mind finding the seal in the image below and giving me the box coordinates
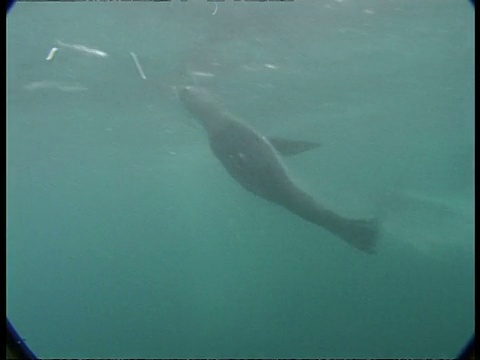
[178,85,379,253]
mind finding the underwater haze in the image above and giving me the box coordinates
[6,0,474,358]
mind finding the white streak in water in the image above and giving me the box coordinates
[130,52,147,80]
[23,80,88,92]
[56,40,109,58]
[189,71,215,78]
[46,47,58,61]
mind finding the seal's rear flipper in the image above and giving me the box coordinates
[267,137,321,156]
[334,217,380,254]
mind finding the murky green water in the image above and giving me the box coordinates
[7,1,474,358]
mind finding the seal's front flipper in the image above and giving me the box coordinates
[267,137,321,156]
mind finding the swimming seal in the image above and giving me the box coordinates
[178,85,379,253]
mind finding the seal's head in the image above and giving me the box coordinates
[178,85,217,110]
[177,85,227,133]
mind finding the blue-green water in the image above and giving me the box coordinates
[7,1,474,358]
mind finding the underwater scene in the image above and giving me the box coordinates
[6,0,474,358]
